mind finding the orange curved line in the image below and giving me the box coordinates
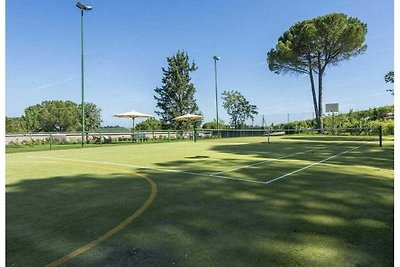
[43,162,157,267]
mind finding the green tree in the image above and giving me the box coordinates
[24,101,80,132]
[384,71,394,95]
[135,118,162,130]
[154,50,200,129]
[222,90,258,129]
[6,117,28,133]
[80,102,102,131]
[267,13,367,131]
[202,119,229,129]
[23,100,101,132]
[24,104,43,132]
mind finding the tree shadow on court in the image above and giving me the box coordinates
[6,154,393,266]
[206,138,393,170]
[6,173,153,266]
[127,166,393,266]
[279,135,378,142]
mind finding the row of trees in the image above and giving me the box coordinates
[272,105,394,134]
[6,101,102,133]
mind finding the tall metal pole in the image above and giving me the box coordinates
[80,9,85,147]
[213,56,221,137]
[214,58,219,137]
[76,2,92,146]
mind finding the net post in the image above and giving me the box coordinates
[100,131,102,146]
[379,126,383,147]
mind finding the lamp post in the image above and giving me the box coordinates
[213,56,221,137]
[76,2,92,147]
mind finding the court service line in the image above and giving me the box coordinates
[265,143,368,185]
[211,145,327,176]
[38,157,266,185]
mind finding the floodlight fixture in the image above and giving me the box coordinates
[213,56,221,60]
[76,2,92,11]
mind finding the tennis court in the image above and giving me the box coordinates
[6,135,394,266]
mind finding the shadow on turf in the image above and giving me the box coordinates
[6,173,153,266]
[206,138,393,169]
[132,167,393,266]
[185,155,210,159]
[7,158,394,266]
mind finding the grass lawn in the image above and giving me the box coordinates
[6,135,394,266]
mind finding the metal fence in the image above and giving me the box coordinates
[6,126,382,148]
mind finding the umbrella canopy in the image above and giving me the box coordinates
[113,110,153,119]
[174,114,203,142]
[173,114,203,122]
[112,110,153,131]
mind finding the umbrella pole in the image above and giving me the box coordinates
[132,118,135,143]
[193,122,197,142]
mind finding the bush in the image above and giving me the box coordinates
[371,120,394,135]
[21,140,34,146]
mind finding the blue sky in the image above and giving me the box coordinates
[6,0,394,127]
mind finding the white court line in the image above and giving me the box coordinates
[265,143,369,185]
[38,157,266,185]
[211,145,327,176]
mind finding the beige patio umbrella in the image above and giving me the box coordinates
[173,114,203,122]
[174,114,203,142]
[113,110,153,131]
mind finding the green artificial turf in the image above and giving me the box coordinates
[6,135,394,266]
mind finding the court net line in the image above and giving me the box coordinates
[264,143,369,185]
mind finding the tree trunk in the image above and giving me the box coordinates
[308,68,319,130]
[317,71,324,132]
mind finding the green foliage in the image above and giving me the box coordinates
[267,13,367,75]
[12,100,102,133]
[222,90,258,129]
[154,50,201,130]
[6,117,28,133]
[267,13,367,129]
[135,118,162,130]
[384,71,394,95]
[100,125,130,133]
[24,101,80,132]
[202,119,229,129]
[273,105,394,135]
[79,102,102,131]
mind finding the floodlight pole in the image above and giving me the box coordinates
[80,9,85,147]
[76,2,92,147]
[213,56,220,137]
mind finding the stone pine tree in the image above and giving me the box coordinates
[154,50,200,129]
[267,13,367,131]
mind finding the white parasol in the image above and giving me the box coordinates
[113,110,153,130]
